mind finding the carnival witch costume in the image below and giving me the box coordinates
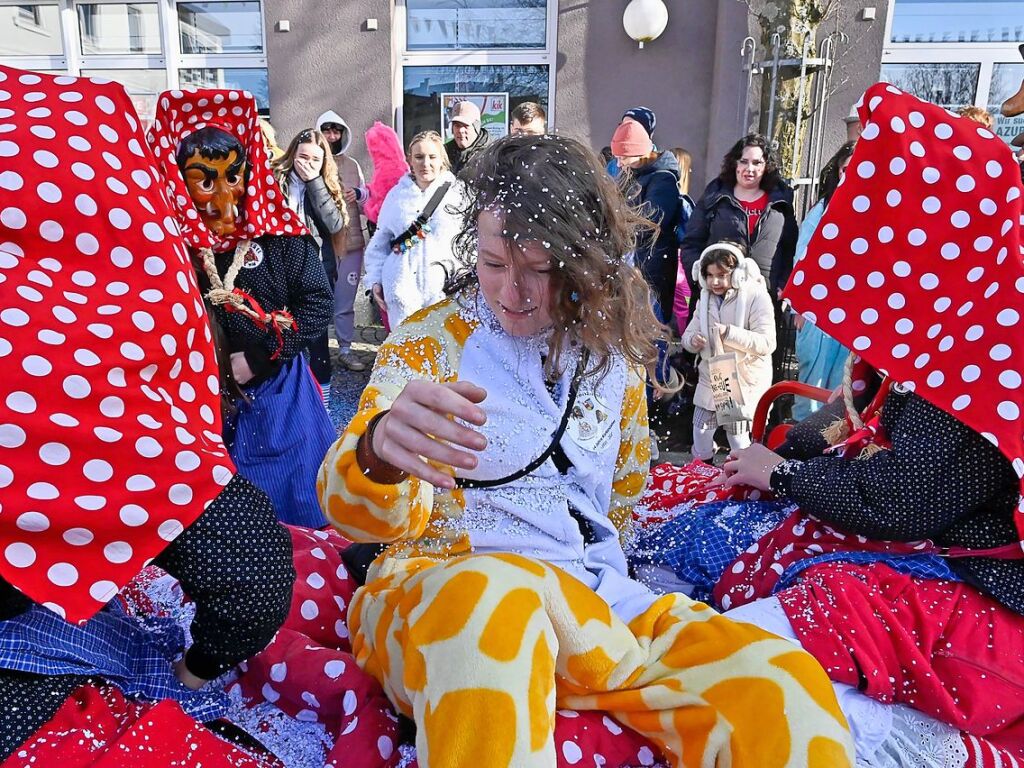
[147,89,334,528]
[0,69,293,757]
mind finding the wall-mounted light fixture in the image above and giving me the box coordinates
[623,0,669,49]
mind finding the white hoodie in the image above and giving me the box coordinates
[361,171,468,328]
[316,109,367,250]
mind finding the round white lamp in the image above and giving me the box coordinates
[623,0,669,49]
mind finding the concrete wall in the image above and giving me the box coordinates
[263,0,393,173]
[554,0,749,193]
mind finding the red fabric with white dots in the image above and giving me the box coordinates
[0,67,235,623]
[146,88,305,253]
[786,82,1024,546]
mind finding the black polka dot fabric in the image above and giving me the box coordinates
[200,234,332,383]
[0,670,83,760]
[771,388,1024,613]
[154,474,295,680]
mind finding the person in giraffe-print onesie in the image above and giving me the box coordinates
[317,134,854,768]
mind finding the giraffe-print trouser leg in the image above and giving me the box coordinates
[349,554,854,768]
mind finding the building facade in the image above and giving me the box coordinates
[1,2,1016,191]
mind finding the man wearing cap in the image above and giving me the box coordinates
[444,99,490,174]
[843,104,862,142]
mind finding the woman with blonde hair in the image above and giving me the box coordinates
[362,129,466,329]
[274,128,351,387]
[319,133,853,768]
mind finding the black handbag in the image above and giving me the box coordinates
[388,181,451,254]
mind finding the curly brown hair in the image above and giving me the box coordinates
[446,133,666,382]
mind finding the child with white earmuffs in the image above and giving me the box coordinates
[681,240,776,462]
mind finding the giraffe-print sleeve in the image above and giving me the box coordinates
[608,367,651,538]
[317,300,471,543]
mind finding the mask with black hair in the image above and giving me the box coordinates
[176,126,248,238]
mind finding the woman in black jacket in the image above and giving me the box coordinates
[681,134,798,300]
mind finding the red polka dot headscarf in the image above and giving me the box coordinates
[787,82,1024,546]
[146,88,305,253]
[0,67,236,622]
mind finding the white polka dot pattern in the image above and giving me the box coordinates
[0,66,235,623]
[145,87,306,251]
[784,81,1024,548]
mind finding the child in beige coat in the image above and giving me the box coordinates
[681,241,776,462]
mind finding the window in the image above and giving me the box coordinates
[0,1,270,119]
[403,64,548,146]
[882,1,1023,144]
[77,3,161,55]
[180,66,268,108]
[396,0,555,142]
[178,1,262,54]
[406,0,546,50]
[988,63,1024,143]
[890,0,1024,44]
[879,62,980,109]
[0,3,62,56]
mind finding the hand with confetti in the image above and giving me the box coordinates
[371,380,488,489]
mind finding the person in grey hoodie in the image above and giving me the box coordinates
[317,109,371,372]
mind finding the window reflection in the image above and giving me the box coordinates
[78,3,161,55]
[890,0,1024,44]
[988,63,1024,145]
[0,4,62,56]
[406,0,546,50]
[81,68,166,121]
[403,64,548,146]
[178,2,263,54]
[880,62,980,109]
[180,67,269,109]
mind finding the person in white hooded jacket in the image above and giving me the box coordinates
[317,109,370,371]
[681,241,776,461]
[362,130,468,329]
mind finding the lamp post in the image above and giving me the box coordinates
[622,0,669,49]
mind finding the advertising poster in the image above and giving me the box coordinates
[441,92,509,141]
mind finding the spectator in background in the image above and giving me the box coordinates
[681,134,797,304]
[273,128,351,391]
[791,141,856,421]
[607,106,658,177]
[610,120,681,332]
[317,109,371,372]
[259,117,283,160]
[363,130,467,328]
[669,147,695,333]
[957,104,995,128]
[444,100,490,174]
[843,105,862,142]
[510,101,547,135]
[680,134,797,382]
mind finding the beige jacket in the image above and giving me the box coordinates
[681,258,776,419]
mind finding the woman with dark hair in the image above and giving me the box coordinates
[792,141,857,420]
[317,133,853,768]
[680,134,798,299]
